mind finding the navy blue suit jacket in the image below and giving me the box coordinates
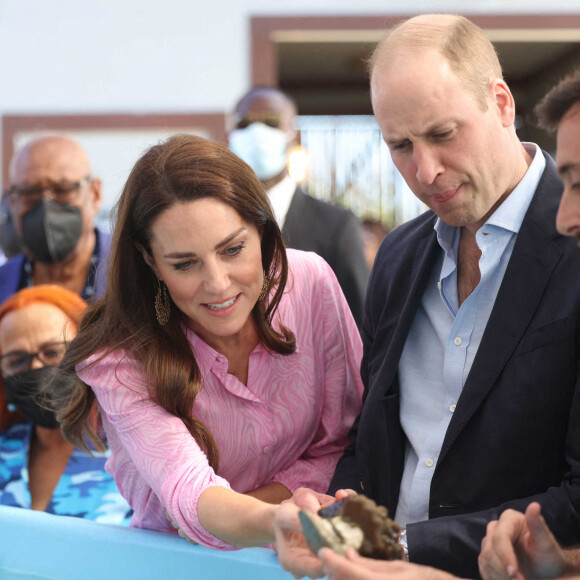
[329,153,580,578]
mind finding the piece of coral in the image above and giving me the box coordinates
[299,495,402,560]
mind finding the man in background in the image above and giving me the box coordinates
[229,86,369,328]
[0,135,109,302]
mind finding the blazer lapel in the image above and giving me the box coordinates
[440,157,564,458]
[281,186,303,246]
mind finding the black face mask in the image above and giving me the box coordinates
[3,367,66,429]
[21,198,83,263]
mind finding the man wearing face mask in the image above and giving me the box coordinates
[229,86,369,328]
[0,135,109,303]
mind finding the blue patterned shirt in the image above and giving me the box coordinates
[0,421,132,524]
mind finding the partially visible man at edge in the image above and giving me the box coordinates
[229,86,369,328]
[0,135,108,302]
[273,14,580,580]
[477,68,580,580]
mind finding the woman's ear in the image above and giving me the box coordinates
[135,243,160,278]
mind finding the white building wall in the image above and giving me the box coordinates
[1,0,579,117]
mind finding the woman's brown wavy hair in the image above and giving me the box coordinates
[58,134,295,469]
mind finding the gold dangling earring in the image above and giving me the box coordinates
[155,279,171,326]
[258,270,268,302]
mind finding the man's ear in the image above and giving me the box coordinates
[89,177,103,213]
[490,78,516,128]
[136,242,160,278]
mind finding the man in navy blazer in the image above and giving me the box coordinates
[273,15,580,580]
[229,86,368,328]
[0,135,109,303]
[327,14,580,578]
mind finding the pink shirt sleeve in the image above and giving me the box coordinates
[78,355,236,550]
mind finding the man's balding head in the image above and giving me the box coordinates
[8,134,102,262]
[10,135,93,185]
[370,14,502,111]
[368,14,525,232]
[232,86,298,131]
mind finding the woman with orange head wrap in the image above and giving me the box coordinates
[0,285,131,523]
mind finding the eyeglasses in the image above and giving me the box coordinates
[235,114,283,130]
[0,342,67,376]
[7,176,92,208]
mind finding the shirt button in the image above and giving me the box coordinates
[453,337,462,346]
[437,281,441,290]
[425,458,434,468]
[263,446,271,454]
[449,404,456,412]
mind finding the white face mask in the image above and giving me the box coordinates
[229,122,289,181]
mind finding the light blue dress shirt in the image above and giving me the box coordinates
[395,144,545,527]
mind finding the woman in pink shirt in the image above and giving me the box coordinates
[57,134,363,550]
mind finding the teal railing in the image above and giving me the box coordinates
[0,505,314,580]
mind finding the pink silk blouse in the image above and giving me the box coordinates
[78,249,364,549]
